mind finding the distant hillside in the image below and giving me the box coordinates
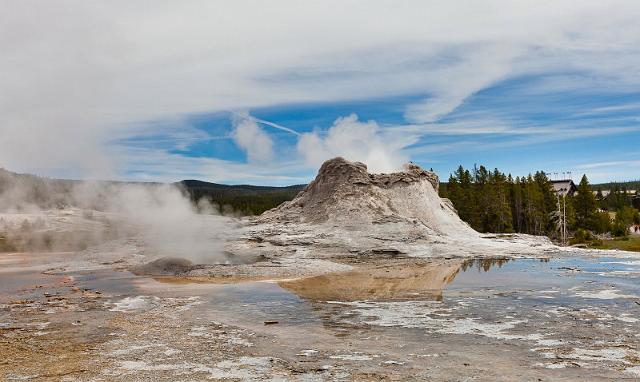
[177,180,305,215]
[593,180,640,191]
[0,168,77,210]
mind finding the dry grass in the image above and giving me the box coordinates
[592,235,640,252]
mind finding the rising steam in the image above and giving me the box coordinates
[0,169,234,264]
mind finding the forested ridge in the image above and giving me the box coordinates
[178,180,304,215]
[593,180,640,191]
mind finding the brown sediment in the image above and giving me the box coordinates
[0,328,99,381]
[0,254,113,381]
[0,291,110,381]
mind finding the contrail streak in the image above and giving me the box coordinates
[231,112,300,136]
[253,117,301,136]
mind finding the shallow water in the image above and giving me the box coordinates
[66,254,640,329]
[3,252,640,379]
[64,255,640,304]
[0,252,73,301]
[450,256,640,303]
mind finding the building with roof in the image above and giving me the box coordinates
[551,179,577,197]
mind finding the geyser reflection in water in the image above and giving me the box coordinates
[278,260,464,302]
[279,257,549,302]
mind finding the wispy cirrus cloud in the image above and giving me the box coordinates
[576,160,640,170]
[1,1,640,182]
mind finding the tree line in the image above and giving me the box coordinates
[440,165,640,241]
[184,187,301,216]
[178,180,305,216]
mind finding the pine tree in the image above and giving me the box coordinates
[510,176,524,232]
[456,166,476,228]
[523,175,546,235]
[574,175,598,230]
[486,168,513,232]
[592,211,612,234]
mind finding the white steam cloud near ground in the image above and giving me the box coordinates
[76,183,230,264]
[0,171,233,264]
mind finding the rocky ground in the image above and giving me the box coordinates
[2,251,640,381]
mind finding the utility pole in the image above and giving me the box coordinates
[563,194,567,245]
[557,193,560,242]
[557,192,564,245]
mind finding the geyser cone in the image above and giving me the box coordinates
[259,157,477,237]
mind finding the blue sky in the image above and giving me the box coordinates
[115,73,640,185]
[1,1,639,185]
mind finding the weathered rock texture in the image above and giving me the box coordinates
[259,157,474,237]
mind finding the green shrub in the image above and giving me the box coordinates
[590,239,604,247]
[570,228,592,244]
[612,222,629,237]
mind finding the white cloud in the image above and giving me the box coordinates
[568,158,640,183]
[576,160,640,170]
[1,1,640,180]
[297,114,417,173]
[232,116,274,163]
[404,44,522,123]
